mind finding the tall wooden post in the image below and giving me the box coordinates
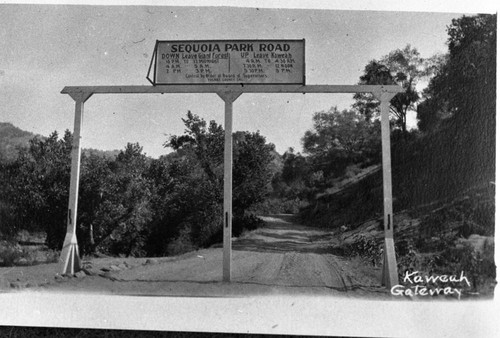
[60,92,92,275]
[376,91,399,289]
[217,91,241,282]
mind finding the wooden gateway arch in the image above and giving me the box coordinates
[59,40,404,289]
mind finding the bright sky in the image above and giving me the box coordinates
[0,2,492,157]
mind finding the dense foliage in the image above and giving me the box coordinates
[302,107,382,177]
[1,131,72,248]
[300,13,496,228]
[298,13,496,292]
[0,112,275,257]
[396,13,496,206]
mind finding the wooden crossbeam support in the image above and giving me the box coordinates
[62,84,403,95]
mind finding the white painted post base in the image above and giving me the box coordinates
[60,236,81,275]
[381,237,398,288]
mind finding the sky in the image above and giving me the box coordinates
[0,2,493,158]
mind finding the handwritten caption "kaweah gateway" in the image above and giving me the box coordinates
[391,271,471,299]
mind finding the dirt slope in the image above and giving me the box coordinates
[2,215,387,298]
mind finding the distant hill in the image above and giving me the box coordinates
[0,122,121,163]
[0,122,40,163]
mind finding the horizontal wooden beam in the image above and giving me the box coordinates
[61,84,404,96]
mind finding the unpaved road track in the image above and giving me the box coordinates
[3,215,387,297]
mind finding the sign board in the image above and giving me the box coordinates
[148,40,305,85]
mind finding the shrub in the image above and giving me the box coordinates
[206,213,265,245]
[0,239,61,267]
[166,226,196,256]
[43,249,60,264]
[334,234,382,266]
[232,214,265,237]
[396,240,496,294]
[249,197,308,215]
[396,239,419,279]
[439,241,496,291]
[0,241,22,266]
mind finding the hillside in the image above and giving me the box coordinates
[0,122,40,163]
[0,122,121,162]
[298,131,495,297]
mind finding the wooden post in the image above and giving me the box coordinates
[217,91,241,282]
[60,92,92,275]
[376,91,399,289]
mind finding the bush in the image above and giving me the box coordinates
[43,249,60,264]
[0,241,22,266]
[0,201,19,238]
[0,240,59,266]
[249,198,308,215]
[396,239,419,280]
[206,213,265,244]
[438,241,496,291]
[394,238,496,295]
[333,234,382,266]
[166,226,196,256]
[232,214,265,237]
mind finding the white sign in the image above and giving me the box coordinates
[149,40,305,85]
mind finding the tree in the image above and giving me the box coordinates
[281,148,311,186]
[92,143,154,256]
[302,107,381,177]
[420,15,496,126]
[168,112,275,215]
[164,111,275,247]
[352,61,395,121]
[417,14,496,134]
[393,14,496,206]
[416,50,458,133]
[5,131,72,249]
[77,152,114,254]
[353,45,437,133]
[168,111,224,184]
[278,148,314,199]
[233,131,275,216]
[1,131,157,256]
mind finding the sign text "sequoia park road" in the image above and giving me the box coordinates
[148,40,305,85]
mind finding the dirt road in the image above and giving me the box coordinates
[3,215,387,297]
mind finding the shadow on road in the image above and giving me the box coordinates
[233,238,335,255]
[233,214,336,255]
